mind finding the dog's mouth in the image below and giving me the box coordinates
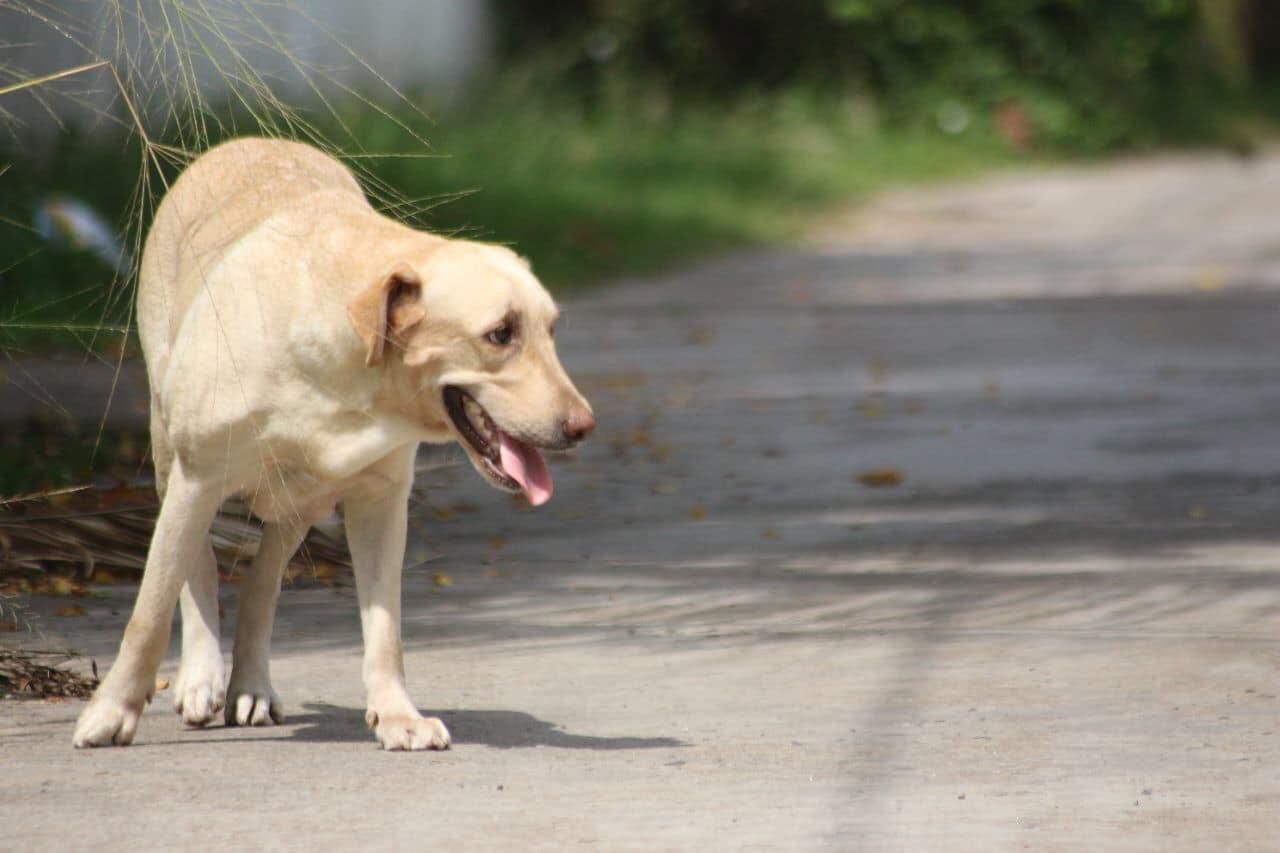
[443,386,554,506]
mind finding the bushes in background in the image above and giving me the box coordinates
[495,0,1245,150]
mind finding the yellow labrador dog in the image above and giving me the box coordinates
[73,138,594,750]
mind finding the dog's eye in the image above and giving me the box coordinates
[486,323,514,346]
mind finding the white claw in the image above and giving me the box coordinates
[227,676,283,727]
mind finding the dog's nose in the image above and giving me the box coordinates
[563,409,596,444]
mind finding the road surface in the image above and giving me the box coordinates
[3,152,1279,851]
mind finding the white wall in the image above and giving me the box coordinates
[0,1,491,140]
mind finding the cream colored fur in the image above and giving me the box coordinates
[73,138,593,750]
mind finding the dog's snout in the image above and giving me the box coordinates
[563,409,596,444]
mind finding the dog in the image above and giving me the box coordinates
[72,138,594,750]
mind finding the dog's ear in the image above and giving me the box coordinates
[346,263,426,367]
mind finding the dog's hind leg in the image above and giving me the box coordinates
[73,461,223,747]
[225,518,309,726]
[173,540,225,726]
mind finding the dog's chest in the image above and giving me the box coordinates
[241,463,394,525]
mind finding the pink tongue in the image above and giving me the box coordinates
[498,431,554,506]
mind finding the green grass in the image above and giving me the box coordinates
[0,90,1010,358]
[353,93,1009,289]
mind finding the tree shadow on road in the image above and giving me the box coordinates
[285,701,687,750]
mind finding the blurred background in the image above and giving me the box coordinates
[1,0,1279,495]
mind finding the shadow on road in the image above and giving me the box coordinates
[285,702,687,750]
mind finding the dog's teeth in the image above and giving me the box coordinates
[460,395,503,447]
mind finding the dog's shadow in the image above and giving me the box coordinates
[284,702,686,751]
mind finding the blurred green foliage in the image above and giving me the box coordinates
[347,90,1005,290]
[0,92,1005,357]
[2,1,1274,361]
[496,0,1242,150]
[0,130,140,353]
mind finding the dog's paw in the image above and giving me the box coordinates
[173,665,226,727]
[225,673,283,726]
[73,696,143,748]
[366,709,451,751]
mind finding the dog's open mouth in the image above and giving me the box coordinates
[443,386,554,506]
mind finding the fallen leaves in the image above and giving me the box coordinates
[43,575,84,597]
[784,279,816,304]
[1193,267,1226,293]
[576,372,646,395]
[430,505,459,523]
[0,649,96,700]
[1,482,351,588]
[625,428,652,448]
[5,573,89,597]
[865,360,889,387]
[856,400,885,420]
[855,396,925,420]
[428,501,482,523]
[856,468,905,488]
[308,562,342,582]
[684,325,714,346]
[652,480,681,496]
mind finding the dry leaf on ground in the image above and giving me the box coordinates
[0,649,96,699]
[856,468,905,488]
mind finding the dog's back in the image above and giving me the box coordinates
[137,138,366,375]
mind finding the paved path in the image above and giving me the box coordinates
[4,153,1280,851]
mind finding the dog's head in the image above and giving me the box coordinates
[347,240,594,505]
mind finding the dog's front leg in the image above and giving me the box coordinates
[73,462,222,747]
[343,459,450,751]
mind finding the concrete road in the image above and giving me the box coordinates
[3,153,1279,851]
